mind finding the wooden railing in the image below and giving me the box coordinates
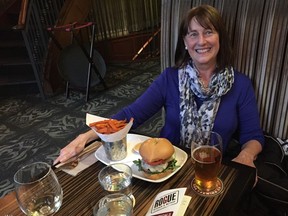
[13,0,28,30]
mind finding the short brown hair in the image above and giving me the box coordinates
[174,5,233,69]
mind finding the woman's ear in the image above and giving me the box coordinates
[183,37,188,49]
[184,42,188,50]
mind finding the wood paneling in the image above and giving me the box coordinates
[95,31,160,63]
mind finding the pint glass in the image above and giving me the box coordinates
[191,131,223,196]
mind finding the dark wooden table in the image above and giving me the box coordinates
[0,151,255,216]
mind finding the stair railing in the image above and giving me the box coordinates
[15,0,66,99]
[15,0,161,99]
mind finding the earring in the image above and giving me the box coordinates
[185,46,187,50]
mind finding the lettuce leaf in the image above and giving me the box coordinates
[133,158,178,174]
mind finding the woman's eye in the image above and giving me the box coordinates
[205,30,213,35]
[187,32,198,38]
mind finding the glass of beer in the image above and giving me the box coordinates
[190,131,223,196]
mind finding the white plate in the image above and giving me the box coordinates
[95,134,188,183]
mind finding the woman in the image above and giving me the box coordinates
[54,5,264,169]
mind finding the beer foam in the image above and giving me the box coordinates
[199,151,209,159]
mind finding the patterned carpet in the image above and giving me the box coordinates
[0,59,163,198]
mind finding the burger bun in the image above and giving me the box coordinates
[132,142,142,153]
[139,138,174,163]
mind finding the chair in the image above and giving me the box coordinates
[48,22,107,101]
[58,43,106,100]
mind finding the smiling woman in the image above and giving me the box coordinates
[162,0,288,142]
[55,4,264,173]
[53,6,267,214]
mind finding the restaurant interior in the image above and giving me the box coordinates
[0,0,287,215]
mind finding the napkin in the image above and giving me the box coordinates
[60,152,98,176]
[56,140,101,176]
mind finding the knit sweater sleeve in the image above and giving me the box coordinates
[236,74,265,147]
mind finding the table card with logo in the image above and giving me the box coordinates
[146,188,191,216]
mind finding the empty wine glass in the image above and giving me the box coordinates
[14,162,63,216]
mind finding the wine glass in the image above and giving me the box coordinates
[190,131,224,197]
[14,162,63,215]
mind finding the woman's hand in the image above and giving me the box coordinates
[232,149,256,168]
[232,150,258,187]
[232,140,262,187]
[53,130,98,164]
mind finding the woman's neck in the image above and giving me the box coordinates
[194,63,217,84]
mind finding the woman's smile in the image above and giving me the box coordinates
[195,47,212,54]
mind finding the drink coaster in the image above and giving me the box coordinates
[191,178,224,197]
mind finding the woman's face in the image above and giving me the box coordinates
[184,18,219,69]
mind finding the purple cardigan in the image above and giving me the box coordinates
[112,67,264,152]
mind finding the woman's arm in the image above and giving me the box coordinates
[232,72,264,164]
[232,140,262,168]
[53,68,174,164]
[53,130,98,164]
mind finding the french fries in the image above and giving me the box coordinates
[89,119,129,134]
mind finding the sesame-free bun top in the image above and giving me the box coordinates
[132,142,142,153]
[139,138,174,163]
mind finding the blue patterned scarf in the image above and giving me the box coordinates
[178,62,234,147]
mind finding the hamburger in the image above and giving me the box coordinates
[133,138,178,180]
